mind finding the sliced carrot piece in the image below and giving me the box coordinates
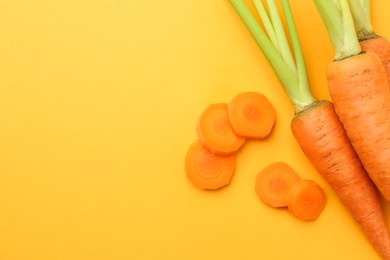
[185,140,236,190]
[196,103,246,155]
[286,179,326,221]
[255,162,300,208]
[228,92,276,139]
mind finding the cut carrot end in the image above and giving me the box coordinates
[255,162,300,208]
[185,140,236,190]
[286,179,326,221]
[197,103,246,155]
[228,92,276,139]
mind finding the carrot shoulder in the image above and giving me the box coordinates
[185,140,236,190]
[255,162,300,208]
[360,36,390,83]
[227,92,276,139]
[347,1,390,86]
[196,103,246,155]
[286,179,326,221]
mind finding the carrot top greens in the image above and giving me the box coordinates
[229,0,315,113]
[313,0,362,60]
[347,0,376,40]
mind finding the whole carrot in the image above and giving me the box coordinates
[348,0,390,84]
[229,0,390,258]
[314,0,390,203]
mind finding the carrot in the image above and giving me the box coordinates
[227,92,276,139]
[348,0,390,85]
[314,1,390,203]
[286,179,326,221]
[185,140,236,190]
[196,103,246,155]
[255,162,300,208]
[230,0,390,258]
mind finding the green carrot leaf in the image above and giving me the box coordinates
[229,0,315,112]
[252,0,280,51]
[314,0,361,60]
[348,0,375,40]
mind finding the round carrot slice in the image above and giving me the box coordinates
[286,179,326,221]
[196,103,246,155]
[255,162,300,207]
[228,92,276,139]
[185,140,236,190]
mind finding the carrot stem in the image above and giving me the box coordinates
[230,0,314,112]
[252,0,280,51]
[347,0,375,40]
[364,0,370,15]
[280,0,310,102]
[266,0,297,73]
[312,1,343,55]
[313,0,362,60]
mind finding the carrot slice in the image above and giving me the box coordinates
[228,92,276,139]
[196,103,246,155]
[185,140,236,190]
[255,162,300,208]
[286,179,326,221]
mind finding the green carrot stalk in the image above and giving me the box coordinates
[229,0,314,113]
[347,0,376,40]
[313,0,362,60]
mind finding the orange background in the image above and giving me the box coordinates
[0,0,389,259]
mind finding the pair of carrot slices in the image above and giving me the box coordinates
[185,91,276,190]
[255,162,326,221]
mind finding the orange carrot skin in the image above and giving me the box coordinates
[291,100,390,259]
[360,36,390,84]
[326,51,390,203]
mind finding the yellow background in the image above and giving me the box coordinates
[1,0,390,259]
